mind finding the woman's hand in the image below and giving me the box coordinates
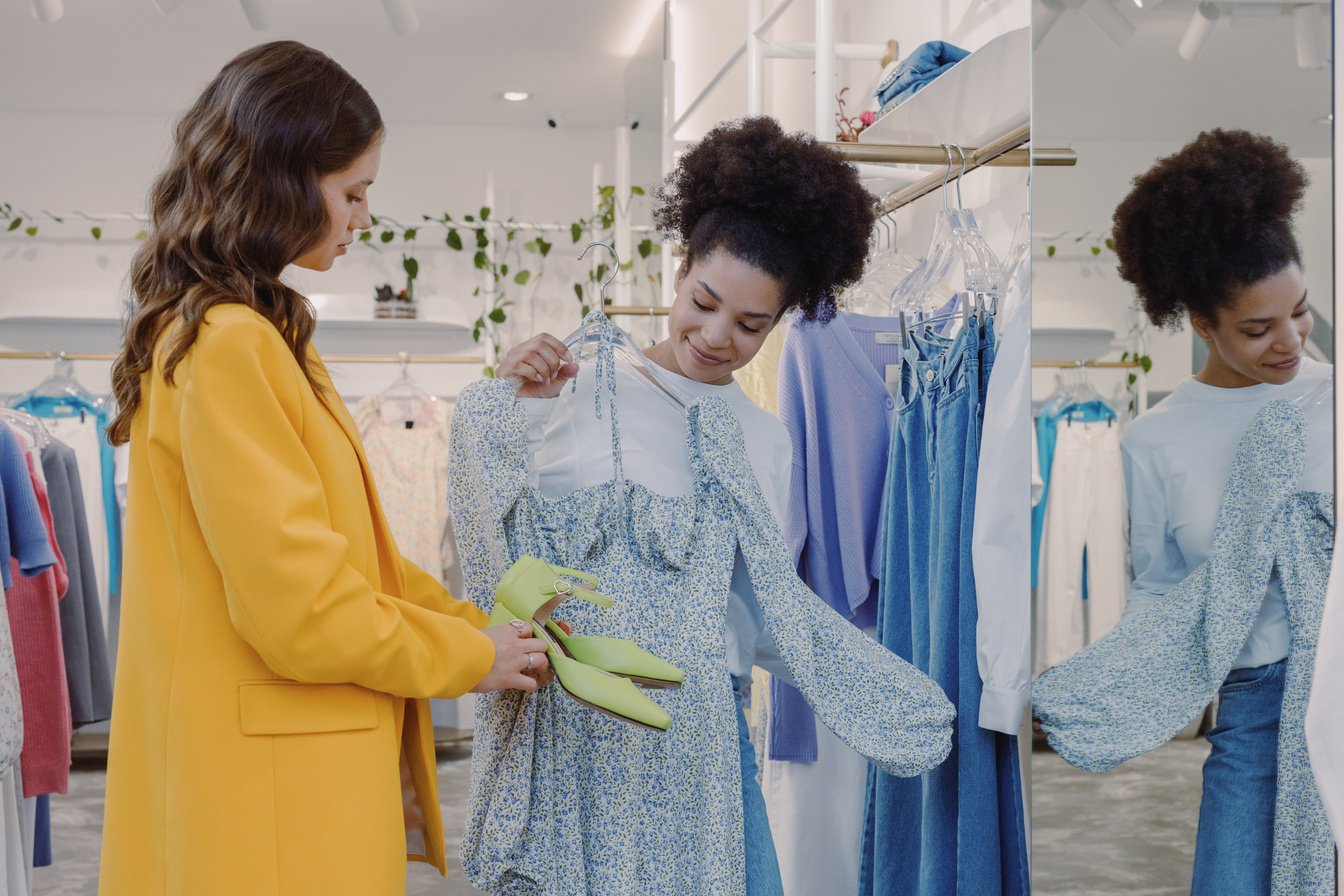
[497,334,579,399]
[471,621,552,693]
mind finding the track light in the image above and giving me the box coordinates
[1178,2,1219,61]
[1293,5,1328,70]
[381,0,419,36]
[29,0,62,22]
[1035,0,1066,50]
[238,0,273,30]
[1081,0,1136,47]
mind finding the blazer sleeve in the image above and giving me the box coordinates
[178,317,494,699]
[399,553,489,627]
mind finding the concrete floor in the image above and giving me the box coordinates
[1031,738,1210,896]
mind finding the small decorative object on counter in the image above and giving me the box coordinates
[835,87,877,143]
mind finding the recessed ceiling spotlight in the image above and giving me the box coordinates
[1315,113,1334,125]
[501,91,531,102]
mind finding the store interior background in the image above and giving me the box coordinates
[1030,1,1335,894]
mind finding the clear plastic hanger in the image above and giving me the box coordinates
[374,351,436,427]
[17,353,106,409]
[888,146,963,317]
[0,406,51,449]
[563,242,689,413]
[1292,373,1333,410]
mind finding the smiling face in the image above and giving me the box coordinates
[1191,262,1313,388]
[650,250,787,385]
[291,141,381,272]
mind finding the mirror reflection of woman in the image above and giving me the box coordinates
[1110,129,1332,896]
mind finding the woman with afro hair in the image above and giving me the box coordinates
[495,116,877,894]
[1111,129,1332,895]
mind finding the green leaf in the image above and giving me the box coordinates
[359,231,373,243]
[1127,373,1137,387]
[475,229,489,249]
[134,230,148,241]
[595,263,608,281]
[484,365,495,378]
[480,207,491,221]
[403,227,417,241]
[488,308,507,323]
[1105,237,1116,252]
[380,230,395,243]
[403,256,419,279]
[598,185,615,198]
[421,214,433,221]
[472,326,482,342]
[464,214,475,223]
[506,229,516,242]
[619,260,633,271]
[474,250,488,269]
[500,264,509,277]
[1120,351,1130,362]
[370,215,380,226]
[1090,245,1101,256]
[91,226,102,240]
[573,283,584,301]
[446,229,463,250]
[472,286,481,296]
[571,223,583,243]
[514,270,531,285]
[631,185,646,196]
[25,226,37,236]
[538,238,552,257]
[581,304,590,316]
[1139,355,1153,374]
[1046,245,1056,258]
[7,217,21,232]
[637,238,653,259]
[524,239,537,253]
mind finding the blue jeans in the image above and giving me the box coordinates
[1191,659,1285,896]
[735,682,784,896]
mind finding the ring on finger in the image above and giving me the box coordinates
[525,653,535,672]
[509,619,528,633]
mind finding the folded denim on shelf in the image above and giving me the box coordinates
[875,40,970,110]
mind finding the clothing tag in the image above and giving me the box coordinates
[885,364,901,396]
[875,332,902,345]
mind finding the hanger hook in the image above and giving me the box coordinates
[941,144,953,213]
[577,241,621,308]
[954,145,967,211]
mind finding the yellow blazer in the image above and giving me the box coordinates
[99,305,494,896]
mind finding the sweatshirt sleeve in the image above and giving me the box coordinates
[1120,439,1185,622]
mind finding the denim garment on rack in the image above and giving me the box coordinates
[860,317,1030,896]
[875,41,970,111]
[449,313,953,896]
[735,681,784,896]
[1033,400,1335,896]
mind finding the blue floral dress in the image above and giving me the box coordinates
[1033,399,1335,896]
[449,317,955,896]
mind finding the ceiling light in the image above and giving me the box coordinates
[1081,0,1136,47]
[1179,2,1220,61]
[1315,113,1334,125]
[501,91,531,102]
[1035,0,1066,50]
[381,0,418,36]
[238,0,273,30]
[29,0,62,22]
[151,0,188,11]
[1293,4,1328,69]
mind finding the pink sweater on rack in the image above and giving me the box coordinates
[6,449,73,797]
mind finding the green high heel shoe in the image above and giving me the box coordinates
[494,557,684,688]
[488,601,672,731]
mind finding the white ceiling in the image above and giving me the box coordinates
[0,0,666,129]
[1034,0,1333,157]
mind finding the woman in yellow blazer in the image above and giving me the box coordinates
[99,41,549,895]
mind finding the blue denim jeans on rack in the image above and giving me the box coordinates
[860,317,1029,896]
[1191,659,1286,896]
[736,679,785,896]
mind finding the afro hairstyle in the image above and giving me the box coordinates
[654,116,876,323]
[1111,129,1308,330]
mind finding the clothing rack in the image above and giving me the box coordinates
[1032,360,1141,369]
[826,124,1077,213]
[0,350,486,364]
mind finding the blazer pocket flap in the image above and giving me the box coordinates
[238,681,378,736]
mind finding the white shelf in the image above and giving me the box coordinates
[0,316,475,356]
[859,27,1030,151]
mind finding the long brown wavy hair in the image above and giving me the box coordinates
[107,40,383,445]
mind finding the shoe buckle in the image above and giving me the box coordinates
[552,578,574,596]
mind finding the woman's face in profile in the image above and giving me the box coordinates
[292,141,382,272]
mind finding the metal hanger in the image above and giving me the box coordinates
[374,351,435,425]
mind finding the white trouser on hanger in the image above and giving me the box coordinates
[761,686,869,896]
[1037,420,1129,671]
